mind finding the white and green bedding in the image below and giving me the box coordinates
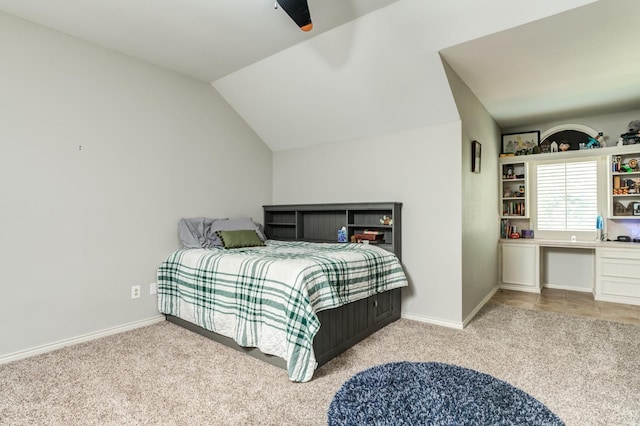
[157,240,408,382]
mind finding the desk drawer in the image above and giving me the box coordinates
[600,276,640,299]
[600,259,640,278]
[599,248,640,261]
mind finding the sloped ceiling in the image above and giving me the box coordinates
[1,0,627,152]
[441,0,640,129]
[213,0,598,150]
[0,0,400,82]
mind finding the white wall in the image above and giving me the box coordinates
[0,12,272,358]
[442,61,502,321]
[273,122,463,326]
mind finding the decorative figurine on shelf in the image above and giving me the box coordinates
[614,155,622,172]
[379,215,392,225]
[506,167,513,178]
[586,133,604,149]
[621,164,634,173]
[559,142,570,151]
[620,120,640,145]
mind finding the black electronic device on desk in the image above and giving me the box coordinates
[616,235,632,242]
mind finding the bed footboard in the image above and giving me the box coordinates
[314,288,401,367]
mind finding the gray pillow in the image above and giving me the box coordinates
[178,217,221,248]
[209,217,266,246]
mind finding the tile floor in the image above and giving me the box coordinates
[490,288,640,326]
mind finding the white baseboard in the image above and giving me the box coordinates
[0,315,166,365]
[401,313,464,330]
[499,284,541,294]
[462,286,499,328]
[543,283,593,293]
[595,294,640,306]
[401,287,499,330]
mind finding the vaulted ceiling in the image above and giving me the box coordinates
[440,0,640,129]
[1,0,637,151]
[0,0,400,82]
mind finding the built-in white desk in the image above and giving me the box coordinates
[498,239,640,306]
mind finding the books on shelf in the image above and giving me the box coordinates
[503,201,525,216]
[500,219,519,238]
[354,231,385,241]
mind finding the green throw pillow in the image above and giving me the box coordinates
[216,230,265,249]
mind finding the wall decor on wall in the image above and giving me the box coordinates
[472,140,481,173]
[501,131,540,155]
[539,124,602,151]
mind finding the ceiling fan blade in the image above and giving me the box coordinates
[276,0,313,32]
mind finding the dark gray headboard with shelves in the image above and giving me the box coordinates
[263,202,402,260]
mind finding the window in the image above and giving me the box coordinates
[536,160,598,231]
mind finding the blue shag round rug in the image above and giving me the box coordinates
[328,362,564,425]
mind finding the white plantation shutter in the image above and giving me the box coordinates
[537,161,598,231]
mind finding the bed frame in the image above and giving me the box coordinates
[167,202,403,372]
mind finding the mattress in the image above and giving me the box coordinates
[157,240,408,382]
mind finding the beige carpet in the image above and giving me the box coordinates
[1,303,639,425]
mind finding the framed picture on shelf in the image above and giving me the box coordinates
[501,131,540,154]
[634,202,640,216]
[471,140,481,173]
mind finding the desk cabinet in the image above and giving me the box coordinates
[499,242,540,292]
[596,248,640,305]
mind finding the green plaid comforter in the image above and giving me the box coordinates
[157,240,408,382]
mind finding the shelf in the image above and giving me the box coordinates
[264,202,402,260]
[610,151,640,219]
[500,161,529,236]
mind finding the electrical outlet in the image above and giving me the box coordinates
[131,285,141,299]
[571,235,576,242]
[149,282,157,295]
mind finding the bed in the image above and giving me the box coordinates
[157,203,407,382]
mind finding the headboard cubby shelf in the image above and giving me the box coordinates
[264,202,402,261]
